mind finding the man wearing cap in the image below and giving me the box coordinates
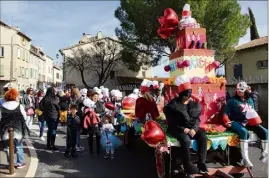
[164,75,208,177]
[223,81,268,167]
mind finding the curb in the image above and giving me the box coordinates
[24,139,38,178]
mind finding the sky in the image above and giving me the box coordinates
[0,1,268,77]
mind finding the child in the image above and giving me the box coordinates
[100,115,123,159]
[63,104,80,159]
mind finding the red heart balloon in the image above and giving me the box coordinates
[212,61,220,68]
[141,120,166,146]
[122,97,136,110]
[163,8,179,28]
[104,102,116,111]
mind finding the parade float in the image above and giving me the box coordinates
[138,4,256,178]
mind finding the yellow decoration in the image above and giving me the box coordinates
[35,109,43,116]
[141,127,145,133]
[208,76,226,85]
[227,135,240,146]
[207,140,212,150]
[156,113,166,120]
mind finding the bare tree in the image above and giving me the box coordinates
[65,38,122,87]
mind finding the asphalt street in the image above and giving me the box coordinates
[29,123,268,178]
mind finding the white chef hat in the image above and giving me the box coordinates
[174,75,191,93]
[80,88,87,96]
[133,88,139,94]
[102,88,109,97]
[110,89,116,96]
[140,79,152,92]
[152,80,159,89]
[100,86,105,90]
[114,90,122,98]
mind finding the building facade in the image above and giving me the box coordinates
[225,36,268,84]
[59,32,153,89]
[0,20,62,95]
[53,65,63,86]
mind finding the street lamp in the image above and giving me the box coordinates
[56,53,59,59]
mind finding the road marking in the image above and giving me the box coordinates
[24,139,38,178]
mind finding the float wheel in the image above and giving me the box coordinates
[155,149,165,178]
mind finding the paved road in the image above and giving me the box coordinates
[29,123,157,177]
[29,123,267,177]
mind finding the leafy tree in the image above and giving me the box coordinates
[64,38,122,87]
[115,0,250,70]
[248,7,260,40]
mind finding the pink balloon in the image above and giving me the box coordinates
[176,61,183,68]
[164,65,171,72]
[182,60,190,67]
[212,61,220,68]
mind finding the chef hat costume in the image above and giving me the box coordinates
[110,89,116,97]
[174,75,191,93]
[114,90,122,98]
[152,80,159,89]
[246,109,262,126]
[80,88,88,96]
[140,79,152,93]
[102,88,109,98]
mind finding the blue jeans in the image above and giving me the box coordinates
[231,121,268,140]
[76,127,81,147]
[38,120,46,137]
[4,139,24,166]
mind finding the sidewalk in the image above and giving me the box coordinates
[0,142,31,177]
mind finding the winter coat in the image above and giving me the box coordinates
[42,96,60,119]
[94,101,106,117]
[164,99,202,135]
[59,95,70,111]
[20,94,35,110]
[83,108,101,128]
[135,97,160,121]
[0,101,29,141]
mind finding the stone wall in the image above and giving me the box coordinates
[226,83,268,128]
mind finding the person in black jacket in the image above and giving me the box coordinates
[41,87,60,150]
[63,104,80,158]
[164,76,208,177]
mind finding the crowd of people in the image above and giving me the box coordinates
[0,79,267,178]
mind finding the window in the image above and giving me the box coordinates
[142,71,146,77]
[0,64,4,76]
[25,51,28,62]
[17,48,21,58]
[233,64,243,80]
[256,60,268,69]
[30,68,33,78]
[22,67,25,78]
[0,46,4,57]
[18,84,20,91]
[25,68,29,78]
[110,70,115,79]
[22,50,25,61]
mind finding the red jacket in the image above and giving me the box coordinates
[83,108,100,128]
[135,97,160,121]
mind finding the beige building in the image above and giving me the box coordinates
[0,20,62,94]
[53,65,63,86]
[225,36,268,84]
[59,32,153,89]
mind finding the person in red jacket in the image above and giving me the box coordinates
[135,79,160,121]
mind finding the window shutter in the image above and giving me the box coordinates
[0,47,4,57]
[17,48,21,58]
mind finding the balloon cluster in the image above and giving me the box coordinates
[157,8,179,39]
[164,60,190,72]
